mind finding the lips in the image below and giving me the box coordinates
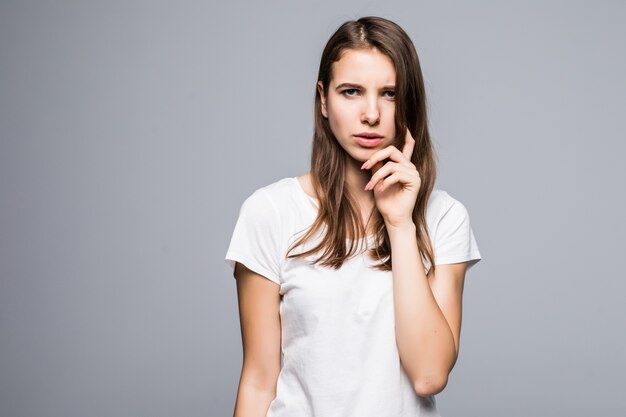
[355,132,383,138]
[354,135,383,148]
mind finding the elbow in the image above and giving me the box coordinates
[413,374,448,397]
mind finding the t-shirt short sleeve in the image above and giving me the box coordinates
[224,189,283,285]
[433,194,482,272]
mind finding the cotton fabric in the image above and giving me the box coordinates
[224,177,482,417]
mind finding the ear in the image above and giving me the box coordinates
[317,81,328,118]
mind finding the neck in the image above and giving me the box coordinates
[344,155,376,210]
[346,157,374,195]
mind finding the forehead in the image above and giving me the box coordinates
[331,48,396,86]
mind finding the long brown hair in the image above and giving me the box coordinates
[286,16,438,273]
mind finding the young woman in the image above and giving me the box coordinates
[225,16,482,417]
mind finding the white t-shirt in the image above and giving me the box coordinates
[224,176,482,417]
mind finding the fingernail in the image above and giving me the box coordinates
[364,181,372,191]
[361,161,369,169]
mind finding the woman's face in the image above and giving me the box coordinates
[318,48,397,163]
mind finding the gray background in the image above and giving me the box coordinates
[1,1,625,416]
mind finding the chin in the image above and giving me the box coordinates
[344,151,371,163]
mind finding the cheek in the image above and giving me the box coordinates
[385,105,396,133]
[385,103,396,119]
[327,106,348,135]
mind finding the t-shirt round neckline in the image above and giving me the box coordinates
[291,176,375,243]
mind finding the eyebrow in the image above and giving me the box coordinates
[335,83,395,90]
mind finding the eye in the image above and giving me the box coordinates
[383,90,396,99]
[341,88,359,96]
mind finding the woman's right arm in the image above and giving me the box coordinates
[232,262,282,417]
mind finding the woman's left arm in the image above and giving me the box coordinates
[386,222,467,397]
[362,129,468,397]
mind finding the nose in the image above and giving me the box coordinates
[361,95,380,125]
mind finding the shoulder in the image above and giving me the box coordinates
[426,188,449,211]
[426,188,455,223]
[258,176,297,199]
[242,177,295,205]
[239,176,303,221]
[426,189,482,270]
[425,189,474,239]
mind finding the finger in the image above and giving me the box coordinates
[361,145,404,171]
[365,162,401,191]
[377,172,401,192]
[402,128,416,160]
[371,159,385,175]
